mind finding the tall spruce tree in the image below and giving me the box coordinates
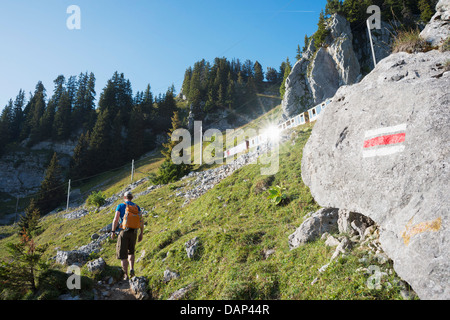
[0,100,13,156]
[11,89,25,142]
[152,111,192,184]
[18,199,41,238]
[313,10,329,48]
[253,61,264,90]
[88,108,113,172]
[53,91,72,141]
[70,130,91,180]
[36,152,65,214]
[279,58,292,99]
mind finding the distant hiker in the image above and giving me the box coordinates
[111,191,144,280]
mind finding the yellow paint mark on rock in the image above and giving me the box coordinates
[402,217,442,246]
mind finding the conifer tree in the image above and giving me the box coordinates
[296,44,303,61]
[35,152,65,214]
[141,84,154,127]
[127,104,145,161]
[89,109,113,171]
[279,58,292,99]
[152,111,192,184]
[418,0,435,22]
[70,130,91,180]
[0,100,13,156]
[11,89,25,141]
[313,10,329,48]
[302,34,310,52]
[0,231,48,296]
[253,61,264,90]
[53,91,72,141]
[265,67,278,84]
[40,98,56,140]
[18,199,41,238]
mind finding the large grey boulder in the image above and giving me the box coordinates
[420,0,450,47]
[301,50,450,299]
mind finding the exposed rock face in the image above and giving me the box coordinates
[301,50,450,300]
[420,0,450,47]
[282,14,361,119]
[0,139,76,198]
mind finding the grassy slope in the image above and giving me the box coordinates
[0,115,408,300]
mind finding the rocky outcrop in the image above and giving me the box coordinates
[282,14,361,119]
[0,139,75,198]
[301,48,450,299]
[420,0,450,47]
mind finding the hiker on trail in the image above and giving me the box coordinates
[111,191,144,280]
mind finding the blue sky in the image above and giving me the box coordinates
[0,0,327,110]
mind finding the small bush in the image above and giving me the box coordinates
[266,185,287,206]
[440,36,450,52]
[86,191,106,208]
[392,29,434,54]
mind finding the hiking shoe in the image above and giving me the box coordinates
[130,269,135,278]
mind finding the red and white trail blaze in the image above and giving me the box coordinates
[363,123,407,158]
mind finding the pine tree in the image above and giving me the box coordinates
[84,72,97,130]
[18,198,41,238]
[26,83,47,146]
[89,109,113,171]
[279,58,292,99]
[141,84,153,127]
[0,231,48,296]
[418,0,435,23]
[52,91,72,141]
[11,89,25,142]
[70,130,91,180]
[265,67,278,84]
[296,44,303,61]
[40,98,56,140]
[325,0,344,16]
[253,61,264,90]
[38,153,65,211]
[302,34,310,52]
[0,100,13,156]
[35,152,65,214]
[313,10,329,48]
[152,111,192,184]
[126,104,145,161]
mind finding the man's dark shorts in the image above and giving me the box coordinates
[116,228,138,260]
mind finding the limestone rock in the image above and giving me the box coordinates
[86,257,106,273]
[185,237,200,259]
[288,208,339,249]
[163,268,180,282]
[55,250,89,266]
[420,0,450,47]
[301,50,450,300]
[129,276,149,300]
[168,283,194,300]
[281,14,360,119]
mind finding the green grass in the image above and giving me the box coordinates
[0,122,409,300]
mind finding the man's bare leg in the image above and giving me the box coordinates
[121,259,129,280]
[128,254,135,277]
